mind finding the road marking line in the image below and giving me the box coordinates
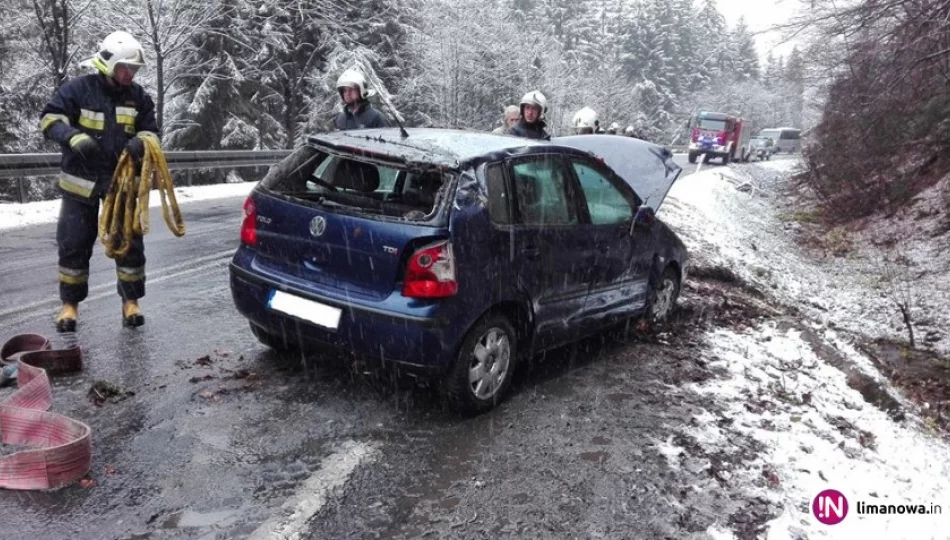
[0,248,235,322]
[248,440,379,540]
[1,261,230,327]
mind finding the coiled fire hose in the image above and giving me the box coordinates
[0,334,88,490]
[99,134,186,259]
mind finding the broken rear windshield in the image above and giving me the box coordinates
[259,145,453,222]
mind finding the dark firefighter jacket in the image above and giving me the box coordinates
[40,73,160,202]
[508,119,551,140]
[333,101,389,130]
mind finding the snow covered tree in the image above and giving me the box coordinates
[783,46,805,127]
[164,0,272,150]
[620,0,682,136]
[692,0,729,80]
[730,17,760,81]
[337,0,416,92]
[104,0,223,133]
[25,0,92,88]
[762,51,779,88]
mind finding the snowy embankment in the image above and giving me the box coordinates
[658,161,950,539]
[0,180,255,231]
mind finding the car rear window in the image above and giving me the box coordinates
[260,145,453,222]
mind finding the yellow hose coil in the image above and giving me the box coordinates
[99,134,186,259]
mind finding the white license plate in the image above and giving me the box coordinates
[267,290,342,330]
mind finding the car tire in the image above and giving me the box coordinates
[443,313,518,416]
[648,266,681,322]
[688,152,697,164]
[250,323,297,352]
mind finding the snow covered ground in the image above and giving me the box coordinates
[0,181,255,231]
[659,161,950,539]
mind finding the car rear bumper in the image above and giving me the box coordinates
[229,262,459,375]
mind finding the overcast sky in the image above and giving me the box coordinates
[717,0,803,60]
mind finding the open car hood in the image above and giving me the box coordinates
[552,135,682,210]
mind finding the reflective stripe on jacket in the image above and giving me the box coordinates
[39,74,159,201]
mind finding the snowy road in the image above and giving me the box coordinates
[2,155,945,540]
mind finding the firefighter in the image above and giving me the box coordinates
[492,105,520,134]
[571,107,598,134]
[508,91,550,140]
[39,31,159,332]
[333,68,389,130]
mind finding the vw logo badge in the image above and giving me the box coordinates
[310,216,327,237]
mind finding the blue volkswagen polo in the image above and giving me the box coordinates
[229,129,687,414]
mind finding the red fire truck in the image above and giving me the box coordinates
[687,111,752,164]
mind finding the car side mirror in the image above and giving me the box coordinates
[632,205,656,232]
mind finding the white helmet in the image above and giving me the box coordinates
[520,90,547,117]
[337,67,370,100]
[571,107,598,131]
[90,31,145,77]
[624,125,635,134]
[609,122,621,132]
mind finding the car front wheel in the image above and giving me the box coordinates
[443,313,518,416]
[649,266,681,322]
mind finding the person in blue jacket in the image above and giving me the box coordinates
[39,31,160,332]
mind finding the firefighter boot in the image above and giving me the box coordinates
[56,302,79,333]
[122,300,145,328]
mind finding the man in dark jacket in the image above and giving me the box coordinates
[333,68,389,130]
[508,90,551,140]
[39,31,159,332]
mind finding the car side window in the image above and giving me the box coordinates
[571,161,634,225]
[511,157,578,225]
[485,162,511,225]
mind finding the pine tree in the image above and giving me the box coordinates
[338,0,416,94]
[731,17,760,81]
[763,50,778,88]
[693,0,729,79]
[164,0,273,150]
[621,0,681,134]
[783,46,805,127]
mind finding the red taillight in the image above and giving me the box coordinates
[402,240,457,298]
[241,197,257,246]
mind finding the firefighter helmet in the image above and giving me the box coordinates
[337,68,371,100]
[520,91,548,117]
[571,107,598,132]
[90,31,146,77]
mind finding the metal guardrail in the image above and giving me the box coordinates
[0,149,293,179]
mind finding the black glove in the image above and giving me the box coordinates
[68,133,101,162]
[125,137,145,164]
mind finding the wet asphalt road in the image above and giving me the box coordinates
[0,155,765,540]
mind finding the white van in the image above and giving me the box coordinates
[756,128,801,153]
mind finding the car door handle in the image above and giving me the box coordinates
[521,245,540,258]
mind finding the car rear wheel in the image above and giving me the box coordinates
[250,323,297,352]
[649,266,681,322]
[443,313,517,416]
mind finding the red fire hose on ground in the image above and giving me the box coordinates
[0,334,91,490]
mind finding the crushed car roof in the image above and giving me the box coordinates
[307,128,566,168]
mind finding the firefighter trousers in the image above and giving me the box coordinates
[57,196,146,304]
